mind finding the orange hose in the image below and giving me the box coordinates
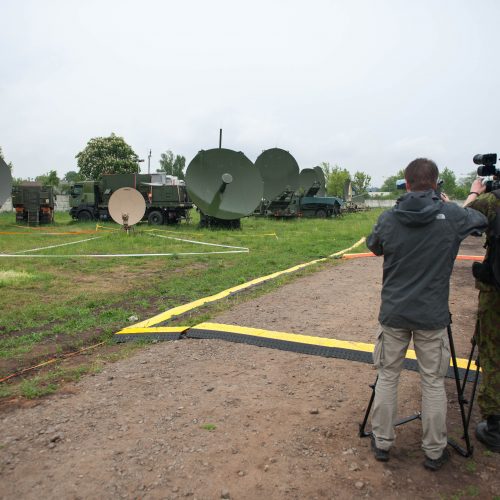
[0,341,106,384]
[342,253,375,259]
[342,253,484,262]
[456,255,484,261]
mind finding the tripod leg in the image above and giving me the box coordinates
[461,338,476,395]
[465,352,481,435]
[359,376,377,437]
[461,323,479,395]
[447,324,474,457]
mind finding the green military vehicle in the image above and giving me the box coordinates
[12,183,55,225]
[69,173,192,224]
[264,185,343,218]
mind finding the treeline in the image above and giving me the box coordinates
[319,162,371,198]
[378,167,476,199]
[4,137,476,200]
[1,134,186,193]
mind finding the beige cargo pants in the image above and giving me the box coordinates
[371,324,450,460]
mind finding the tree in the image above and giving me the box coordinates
[439,167,458,197]
[380,169,406,193]
[76,133,139,180]
[454,170,477,199]
[63,170,83,183]
[0,146,14,172]
[352,171,372,194]
[158,150,186,179]
[321,162,351,197]
[35,170,60,187]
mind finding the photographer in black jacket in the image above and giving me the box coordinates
[367,158,488,470]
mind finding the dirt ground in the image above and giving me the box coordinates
[0,236,498,499]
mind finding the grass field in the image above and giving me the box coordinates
[0,209,381,399]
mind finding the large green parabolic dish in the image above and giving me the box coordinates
[314,166,326,196]
[186,148,263,220]
[255,148,300,200]
[0,156,13,208]
[298,168,320,191]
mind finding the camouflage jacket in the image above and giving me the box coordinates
[469,191,500,292]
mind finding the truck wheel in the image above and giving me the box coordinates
[77,210,93,222]
[333,203,341,217]
[148,210,164,225]
[315,208,328,218]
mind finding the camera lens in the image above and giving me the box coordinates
[473,154,484,165]
[477,165,496,176]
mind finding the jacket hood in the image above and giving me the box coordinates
[393,190,442,227]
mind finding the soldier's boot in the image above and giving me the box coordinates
[476,415,500,453]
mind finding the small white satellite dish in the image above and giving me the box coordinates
[108,187,146,231]
[0,157,13,208]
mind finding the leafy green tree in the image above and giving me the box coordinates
[63,170,83,183]
[76,133,139,180]
[438,167,458,197]
[0,146,14,172]
[380,169,406,193]
[454,170,477,199]
[157,150,186,179]
[35,170,60,187]
[352,171,372,194]
[322,162,351,197]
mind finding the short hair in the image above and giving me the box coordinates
[405,158,439,191]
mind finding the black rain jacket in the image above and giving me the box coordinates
[367,190,488,330]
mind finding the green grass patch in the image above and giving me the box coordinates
[465,460,477,473]
[0,209,381,394]
[19,379,58,399]
[0,270,34,287]
[201,423,217,431]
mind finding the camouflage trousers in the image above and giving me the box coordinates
[477,289,500,417]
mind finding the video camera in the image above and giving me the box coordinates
[474,153,500,192]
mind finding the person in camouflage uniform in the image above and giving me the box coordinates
[464,180,500,452]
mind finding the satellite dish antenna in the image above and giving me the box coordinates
[314,166,327,196]
[108,187,146,233]
[186,148,263,227]
[0,156,13,208]
[255,148,300,201]
[298,168,320,192]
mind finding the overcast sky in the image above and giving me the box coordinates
[1,0,499,187]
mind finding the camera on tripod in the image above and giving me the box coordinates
[474,153,500,192]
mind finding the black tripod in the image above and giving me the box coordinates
[359,321,481,457]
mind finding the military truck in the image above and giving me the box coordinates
[264,185,343,218]
[11,183,55,225]
[69,173,192,224]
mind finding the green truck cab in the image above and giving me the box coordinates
[69,173,192,224]
[11,183,55,225]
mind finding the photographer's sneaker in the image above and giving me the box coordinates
[370,434,390,462]
[423,448,450,471]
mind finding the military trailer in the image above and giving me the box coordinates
[69,173,192,224]
[264,185,343,218]
[261,190,297,218]
[11,183,55,225]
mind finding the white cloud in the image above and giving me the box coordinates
[1,0,499,187]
